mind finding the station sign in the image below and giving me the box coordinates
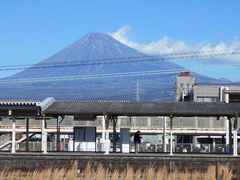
[74,114,96,121]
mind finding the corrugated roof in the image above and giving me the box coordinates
[0,101,41,116]
[0,100,41,106]
[225,90,240,94]
[43,101,240,117]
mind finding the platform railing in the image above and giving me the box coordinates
[5,141,240,154]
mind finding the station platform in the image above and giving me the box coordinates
[0,152,239,171]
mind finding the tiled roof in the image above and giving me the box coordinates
[43,101,240,117]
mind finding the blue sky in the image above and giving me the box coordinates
[1,0,240,80]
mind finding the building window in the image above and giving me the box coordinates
[187,83,192,88]
[180,83,185,88]
[197,97,219,102]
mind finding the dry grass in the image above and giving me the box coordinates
[0,162,234,180]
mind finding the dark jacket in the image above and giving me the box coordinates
[134,132,142,144]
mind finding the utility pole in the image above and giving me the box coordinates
[136,82,140,102]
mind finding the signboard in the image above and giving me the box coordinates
[74,127,96,152]
[74,114,96,121]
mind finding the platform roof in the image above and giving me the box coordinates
[0,102,41,116]
[43,101,240,117]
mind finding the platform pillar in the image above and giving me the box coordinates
[233,116,238,156]
[26,118,29,152]
[41,118,47,154]
[102,116,106,143]
[229,118,233,153]
[169,116,173,155]
[225,117,229,147]
[104,116,110,154]
[112,116,117,152]
[11,117,16,154]
[163,116,167,153]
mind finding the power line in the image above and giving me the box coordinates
[0,48,239,71]
[0,63,239,84]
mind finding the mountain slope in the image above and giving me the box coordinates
[0,33,222,100]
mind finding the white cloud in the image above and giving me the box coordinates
[110,25,240,63]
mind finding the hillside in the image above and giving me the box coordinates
[0,33,222,100]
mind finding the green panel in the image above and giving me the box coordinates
[181,117,195,127]
[151,117,163,127]
[29,119,41,126]
[1,118,13,125]
[47,118,57,126]
[74,120,87,126]
[173,118,180,127]
[95,117,102,127]
[61,116,73,126]
[120,117,131,127]
[14,120,25,126]
[198,117,210,128]
[135,117,148,127]
[212,118,225,128]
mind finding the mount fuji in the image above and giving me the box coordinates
[0,33,222,100]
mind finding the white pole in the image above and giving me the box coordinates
[102,116,106,142]
[105,128,110,154]
[41,118,47,153]
[224,87,229,103]
[11,117,16,153]
[233,130,238,156]
[169,116,173,155]
[147,117,151,127]
[233,117,238,157]
[194,116,198,128]
[104,116,110,154]
[222,87,229,148]
[163,116,167,153]
[170,130,173,155]
[225,117,229,146]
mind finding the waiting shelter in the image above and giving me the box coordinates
[43,100,240,156]
[1,98,240,156]
[0,100,41,153]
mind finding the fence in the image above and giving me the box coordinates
[14,142,235,154]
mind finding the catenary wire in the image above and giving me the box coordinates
[0,64,239,84]
[0,48,239,71]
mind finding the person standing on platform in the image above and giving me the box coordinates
[134,131,142,153]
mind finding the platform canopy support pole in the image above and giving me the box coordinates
[169,115,174,155]
[101,116,106,152]
[163,116,167,153]
[225,117,229,147]
[224,87,230,149]
[112,116,117,153]
[41,117,47,154]
[11,115,16,154]
[229,118,233,154]
[104,115,110,154]
[233,116,238,156]
[26,118,29,152]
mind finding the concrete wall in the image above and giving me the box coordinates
[175,76,195,101]
[193,86,220,102]
[0,153,240,179]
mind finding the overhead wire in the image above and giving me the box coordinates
[0,63,239,84]
[0,48,239,100]
[0,48,239,71]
